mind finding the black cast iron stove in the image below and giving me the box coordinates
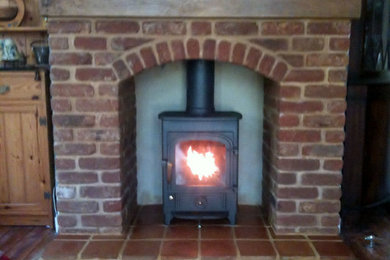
[159,60,242,224]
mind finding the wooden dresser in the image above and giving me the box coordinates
[0,70,53,227]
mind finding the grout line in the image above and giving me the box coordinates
[77,235,92,260]
[307,238,320,260]
[266,227,281,260]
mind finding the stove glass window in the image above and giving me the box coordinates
[175,140,226,186]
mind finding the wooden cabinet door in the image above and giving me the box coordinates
[0,72,53,227]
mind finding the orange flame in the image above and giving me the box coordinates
[186,146,219,181]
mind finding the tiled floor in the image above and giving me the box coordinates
[41,205,356,259]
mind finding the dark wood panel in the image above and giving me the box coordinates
[40,0,361,19]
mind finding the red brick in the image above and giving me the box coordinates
[271,62,288,81]
[250,39,288,51]
[277,143,299,156]
[142,21,186,35]
[215,22,258,35]
[203,39,216,60]
[299,201,340,214]
[280,86,301,98]
[95,52,121,66]
[102,171,120,183]
[278,130,321,142]
[126,53,144,74]
[48,20,91,34]
[306,54,349,67]
[55,143,96,155]
[51,99,71,112]
[277,172,297,184]
[81,215,121,227]
[330,38,350,51]
[100,143,120,155]
[305,85,346,98]
[103,200,121,212]
[77,129,119,142]
[187,39,200,59]
[191,22,211,35]
[329,70,348,82]
[99,84,118,97]
[217,41,231,62]
[76,68,116,81]
[171,40,186,61]
[276,159,320,171]
[280,101,323,113]
[113,59,131,80]
[284,70,325,82]
[111,37,152,51]
[277,201,296,213]
[278,114,299,127]
[321,215,340,226]
[140,47,157,68]
[292,38,325,51]
[54,129,73,141]
[50,53,92,65]
[302,145,344,157]
[49,37,69,50]
[280,54,304,67]
[307,21,351,35]
[322,188,342,200]
[57,216,77,227]
[156,42,172,64]
[326,131,345,143]
[79,157,120,170]
[52,84,94,97]
[276,215,317,226]
[303,115,345,128]
[324,160,343,171]
[57,172,98,184]
[100,115,119,127]
[56,186,76,199]
[301,173,342,186]
[277,187,319,199]
[80,186,120,198]
[55,158,76,170]
[53,115,95,127]
[76,99,118,112]
[232,43,246,64]
[261,21,304,35]
[58,201,99,213]
[51,68,70,81]
[74,37,106,50]
[244,47,262,70]
[96,20,139,33]
[258,55,275,76]
[327,100,347,113]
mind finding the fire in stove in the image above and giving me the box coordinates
[186,146,219,181]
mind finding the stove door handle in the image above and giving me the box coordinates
[162,160,173,184]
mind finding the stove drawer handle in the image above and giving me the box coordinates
[162,160,173,184]
[0,85,10,95]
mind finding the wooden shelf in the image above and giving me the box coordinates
[0,26,47,32]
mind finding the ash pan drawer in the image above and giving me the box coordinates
[175,193,227,212]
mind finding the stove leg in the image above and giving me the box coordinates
[164,213,173,225]
[228,212,236,225]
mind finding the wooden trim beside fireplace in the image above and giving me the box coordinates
[40,0,361,19]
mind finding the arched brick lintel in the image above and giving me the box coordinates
[111,38,290,84]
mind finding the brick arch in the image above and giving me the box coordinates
[110,38,290,83]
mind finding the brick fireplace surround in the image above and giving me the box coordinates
[43,0,361,235]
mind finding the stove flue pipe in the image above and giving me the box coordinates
[186,60,215,116]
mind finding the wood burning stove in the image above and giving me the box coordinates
[159,60,241,224]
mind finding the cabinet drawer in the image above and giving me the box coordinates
[0,72,42,100]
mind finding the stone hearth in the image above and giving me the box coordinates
[45,0,359,235]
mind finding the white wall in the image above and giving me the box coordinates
[135,61,264,205]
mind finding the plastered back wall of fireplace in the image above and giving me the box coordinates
[136,61,264,205]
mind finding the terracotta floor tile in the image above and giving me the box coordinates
[122,240,161,260]
[313,241,356,259]
[201,226,233,239]
[238,205,263,216]
[55,234,91,240]
[237,240,277,258]
[161,240,198,259]
[200,218,231,225]
[308,235,342,241]
[92,234,127,239]
[234,226,269,239]
[135,212,164,225]
[170,218,199,225]
[165,226,199,239]
[130,225,165,239]
[274,240,315,257]
[41,240,86,260]
[268,228,306,240]
[201,240,237,258]
[236,214,265,226]
[81,240,124,259]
